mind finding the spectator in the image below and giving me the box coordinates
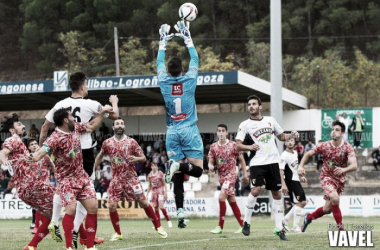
[339,113,350,142]
[99,122,109,139]
[158,141,166,154]
[159,150,168,173]
[350,111,365,149]
[0,174,9,198]
[140,142,147,156]
[294,142,304,164]
[146,144,154,160]
[96,134,103,153]
[371,146,380,171]
[102,158,111,172]
[49,173,56,186]
[28,124,40,139]
[145,159,152,175]
[96,172,109,198]
[152,149,161,165]
[104,166,112,180]
[316,140,323,173]
[4,176,15,198]
[135,162,145,176]
[304,140,315,166]
[95,165,103,180]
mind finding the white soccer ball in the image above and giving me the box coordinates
[179,3,198,22]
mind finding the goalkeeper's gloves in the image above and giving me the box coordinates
[174,21,194,47]
[159,24,174,50]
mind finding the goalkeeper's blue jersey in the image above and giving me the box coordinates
[157,47,199,129]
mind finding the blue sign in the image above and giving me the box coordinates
[0,71,238,95]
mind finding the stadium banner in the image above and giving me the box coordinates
[321,108,373,148]
[97,200,147,219]
[0,71,238,95]
[2,195,380,219]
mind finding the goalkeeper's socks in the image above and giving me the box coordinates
[178,163,203,177]
[173,173,184,209]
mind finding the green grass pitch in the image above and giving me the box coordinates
[0,216,379,250]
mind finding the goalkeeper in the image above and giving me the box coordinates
[156,21,204,229]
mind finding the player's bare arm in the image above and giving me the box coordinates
[94,151,104,170]
[39,120,53,146]
[86,105,114,133]
[236,139,260,151]
[238,154,249,186]
[208,157,215,172]
[0,147,11,165]
[297,151,313,176]
[27,147,48,163]
[333,156,358,176]
[108,95,120,120]
[128,154,146,163]
[279,169,288,194]
[277,131,299,142]
[163,176,168,200]
[146,181,152,197]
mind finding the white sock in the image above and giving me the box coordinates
[284,205,295,222]
[52,194,62,226]
[244,193,257,224]
[272,199,284,231]
[293,206,303,228]
[74,202,88,232]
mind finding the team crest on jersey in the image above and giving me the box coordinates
[113,156,121,164]
[172,83,183,96]
[327,161,335,168]
[251,178,256,184]
[296,196,300,200]
[64,193,71,201]
[217,158,223,165]
[68,149,76,158]
[258,134,272,143]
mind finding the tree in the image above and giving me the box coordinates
[58,31,106,76]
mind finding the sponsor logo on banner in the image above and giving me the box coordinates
[197,74,224,85]
[97,199,147,219]
[349,197,363,216]
[0,82,45,94]
[373,197,380,216]
[54,71,68,91]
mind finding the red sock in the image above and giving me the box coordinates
[85,213,97,248]
[144,205,160,229]
[161,208,170,221]
[229,201,243,227]
[29,216,50,247]
[308,207,325,221]
[155,209,161,222]
[331,205,343,230]
[35,212,42,229]
[109,210,121,235]
[79,224,87,239]
[62,214,75,248]
[218,201,227,229]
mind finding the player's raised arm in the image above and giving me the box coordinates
[86,105,114,133]
[39,120,53,147]
[108,95,120,120]
[157,24,174,74]
[0,147,11,166]
[174,21,199,71]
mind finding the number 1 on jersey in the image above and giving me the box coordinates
[173,98,182,114]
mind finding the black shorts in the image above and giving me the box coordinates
[250,163,282,191]
[285,179,306,203]
[82,148,95,177]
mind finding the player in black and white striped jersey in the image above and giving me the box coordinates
[279,138,307,233]
[39,72,119,248]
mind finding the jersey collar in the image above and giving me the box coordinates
[250,116,264,121]
[217,139,229,146]
[330,140,344,148]
[113,135,127,142]
[56,127,70,135]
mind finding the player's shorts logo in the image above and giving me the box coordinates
[251,178,256,185]
[64,193,71,201]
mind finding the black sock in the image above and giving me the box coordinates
[173,172,184,209]
[178,163,203,177]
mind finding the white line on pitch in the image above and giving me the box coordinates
[114,231,327,250]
